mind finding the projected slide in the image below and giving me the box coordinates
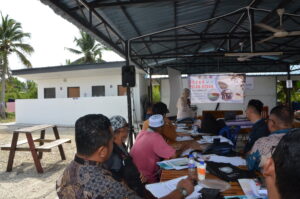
[189,74,245,103]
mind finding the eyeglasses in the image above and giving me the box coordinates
[270,145,277,156]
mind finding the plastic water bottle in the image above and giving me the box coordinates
[196,161,207,181]
[188,154,196,180]
[192,125,198,134]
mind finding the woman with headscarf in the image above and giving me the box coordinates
[176,88,195,121]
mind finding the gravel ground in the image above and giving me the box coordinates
[0,124,76,199]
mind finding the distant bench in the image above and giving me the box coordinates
[0,124,71,173]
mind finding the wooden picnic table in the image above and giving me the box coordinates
[0,124,71,173]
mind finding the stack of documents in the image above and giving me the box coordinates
[198,135,233,145]
[238,179,268,199]
[176,136,194,141]
[157,158,189,170]
[146,176,202,199]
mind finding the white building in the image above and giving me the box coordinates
[12,62,148,126]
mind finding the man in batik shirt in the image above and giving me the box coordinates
[246,105,293,171]
[56,114,194,199]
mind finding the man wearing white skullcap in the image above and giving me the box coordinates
[130,114,177,183]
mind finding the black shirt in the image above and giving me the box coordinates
[244,119,270,153]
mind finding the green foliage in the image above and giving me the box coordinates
[277,80,300,103]
[0,77,37,101]
[0,112,15,123]
[65,30,108,64]
[0,13,34,118]
[152,85,161,103]
[0,14,34,67]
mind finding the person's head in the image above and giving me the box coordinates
[246,99,263,121]
[75,114,113,162]
[148,114,164,133]
[263,129,300,199]
[268,105,293,132]
[110,115,128,145]
[182,88,190,98]
[152,102,169,117]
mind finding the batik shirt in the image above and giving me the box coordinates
[246,128,291,171]
[56,156,141,199]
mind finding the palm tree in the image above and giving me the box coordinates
[65,30,108,64]
[0,14,34,118]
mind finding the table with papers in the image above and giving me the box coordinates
[159,168,245,197]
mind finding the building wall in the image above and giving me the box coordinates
[36,75,122,99]
[16,96,128,126]
[32,71,146,122]
[161,76,277,116]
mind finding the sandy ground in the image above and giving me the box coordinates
[0,124,76,199]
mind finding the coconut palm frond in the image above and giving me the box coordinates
[65,30,107,64]
[13,43,34,54]
[14,49,32,68]
[65,47,82,55]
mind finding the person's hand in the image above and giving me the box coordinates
[176,178,194,195]
[140,173,147,183]
[179,142,190,152]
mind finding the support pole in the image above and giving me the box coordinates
[125,41,134,148]
[286,64,292,109]
[248,7,255,52]
[149,68,153,104]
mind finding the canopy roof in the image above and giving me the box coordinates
[40,0,300,74]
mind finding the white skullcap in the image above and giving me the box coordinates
[149,114,164,128]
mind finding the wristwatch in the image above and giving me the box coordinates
[177,187,188,197]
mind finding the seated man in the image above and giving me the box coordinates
[132,114,185,183]
[142,102,187,142]
[104,115,145,197]
[246,105,293,171]
[263,129,300,199]
[244,99,270,153]
[56,114,194,199]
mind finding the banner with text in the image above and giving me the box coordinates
[189,74,245,103]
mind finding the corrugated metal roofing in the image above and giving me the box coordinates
[40,0,300,74]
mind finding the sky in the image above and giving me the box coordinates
[0,0,124,70]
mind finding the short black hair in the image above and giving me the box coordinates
[272,129,300,199]
[152,102,169,115]
[270,105,294,126]
[247,99,263,114]
[75,114,112,156]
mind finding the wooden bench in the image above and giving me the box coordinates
[0,124,71,173]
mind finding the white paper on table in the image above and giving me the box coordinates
[198,135,233,145]
[146,176,202,199]
[238,179,264,199]
[157,158,189,170]
[176,136,194,141]
[205,155,246,166]
[176,128,189,133]
[168,158,189,170]
[176,123,186,127]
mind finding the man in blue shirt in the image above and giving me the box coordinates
[246,105,293,171]
[244,99,270,153]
